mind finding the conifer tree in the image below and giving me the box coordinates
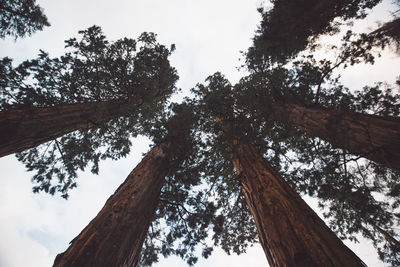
[189,72,400,266]
[247,0,382,64]
[138,103,232,266]
[0,26,178,197]
[193,73,366,266]
[270,102,400,171]
[240,0,400,261]
[0,0,50,39]
[3,2,399,266]
[0,101,127,157]
[243,4,400,170]
[53,142,172,267]
[244,42,400,171]
[133,67,400,266]
[54,103,223,266]
[229,138,365,266]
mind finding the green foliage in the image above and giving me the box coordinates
[139,103,221,265]
[140,56,399,264]
[1,26,178,198]
[240,2,400,262]
[186,60,400,264]
[138,100,259,265]
[0,0,50,39]
[1,26,177,109]
[243,71,400,263]
[246,0,381,66]
[2,1,399,265]
[286,138,400,264]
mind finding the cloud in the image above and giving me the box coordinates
[0,225,52,267]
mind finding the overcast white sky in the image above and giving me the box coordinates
[0,0,399,266]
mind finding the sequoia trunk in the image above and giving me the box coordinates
[0,101,126,157]
[274,103,400,172]
[371,17,400,39]
[230,139,365,267]
[53,142,171,267]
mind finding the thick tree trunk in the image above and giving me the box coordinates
[274,103,400,172]
[53,142,171,267]
[0,101,126,157]
[371,17,400,40]
[230,139,366,267]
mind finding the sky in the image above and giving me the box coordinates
[0,0,399,266]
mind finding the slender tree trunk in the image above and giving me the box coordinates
[0,101,126,157]
[230,138,366,267]
[274,103,400,172]
[53,142,171,267]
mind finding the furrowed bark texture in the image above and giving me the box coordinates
[276,103,400,172]
[53,142,171,267]
[230,139,365,267]
[0,101,126,157]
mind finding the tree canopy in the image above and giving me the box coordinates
[246,0,386,65]
[1,0,400,266]
[137,100,258,266]
[138,58,399,265]
[0,0,50,39]
[186,66,400,265]
[136,9,400,260]
[1,26,178,198]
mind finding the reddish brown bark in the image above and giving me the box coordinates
[230,139,365,267]
[274,103,400,172]
[0,101,126,157]
[53,142,172,267]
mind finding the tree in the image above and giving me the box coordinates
[271,103,400,172]
[237,68,400,262]
[1,23,230,265]
[182,73,368,266]
[239,3,400,262]
[238,49,400,260]
[369,17,400,50]
[0,26,178,197]
[53,142,172,267]
[4,2,399,265]
[53,103,224,266]
[247,0,381,64]
[237,53,400,171]
[191,73,366,265]
[190,72,400,266]
[0,0,50,39]
[0,101,127,157]
[229,138,365,266]
[138,103,230,266]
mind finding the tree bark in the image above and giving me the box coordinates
[53,142,171,267]
[274,103,400,172]
[230,138,366,267]
[371,17,400,40]
[0,101,127,157]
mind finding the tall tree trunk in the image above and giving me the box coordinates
[274,103,400,172]
[371,17,400,40]
[0,101,126,157]
[53,142,171,267]
[230,138,366,267]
